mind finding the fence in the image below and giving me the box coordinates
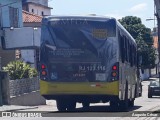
[9,77,40,97]
[0,72,45,106]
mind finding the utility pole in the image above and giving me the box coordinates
[158,17,160,83]
[154,0,160,84]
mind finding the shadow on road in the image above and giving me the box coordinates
[42,105,142,117]
[48,105,142,113]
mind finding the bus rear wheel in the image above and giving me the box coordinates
[119,100,128,111]
[128,99,134,107]
[66,101,76,111]
[82,102,90,108]
[56,100,76,111]
[110,100,118,108]
[56,100,67,111]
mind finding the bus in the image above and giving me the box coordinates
[39,15,142,111]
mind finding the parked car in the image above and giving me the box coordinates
[148,80,160,98]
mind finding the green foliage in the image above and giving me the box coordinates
[119,16,156,69]
[3,60,38,80]
[29,67,38,78]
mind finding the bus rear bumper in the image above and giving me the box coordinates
[40,80,119,95]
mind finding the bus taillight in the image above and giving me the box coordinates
[112,72,117,77]
[111,63,119,80]
[42,70,47,76]
[41,64,47,77]
[41,64,46,69]
[112,65,117,70]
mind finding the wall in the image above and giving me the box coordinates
[22,1,49,69]
[153,36,158,49]
[26,0,48,6]
[21,50,35,68]
[9,77,46,106]
[3,27,41,49]
[28,3,51,16]
[0,0,23,28]
[2,76,46,106]
[0,48,15,68]
[23,22,41,27]
[22,10,42,68]
[9,77,40,97]
[0,0,22,69]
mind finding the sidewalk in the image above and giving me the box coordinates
[0,100,56,112]
[0,105,39,111]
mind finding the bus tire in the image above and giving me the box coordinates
[110,100,118,108]
[82,102,90,108]
[67,101,76,111]
[128,99,134,107]
[56,100,67,111]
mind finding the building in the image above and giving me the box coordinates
[151,27,159,76]
[20,0,52,68]
[21,10,42,68]
[0,0,23,69]
[1,0,23,28]
[152,27,158,49]
[154,0,160,66]
[22,0,52,16]
[23,10,42,27]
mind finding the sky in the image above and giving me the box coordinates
[48,0,156,29]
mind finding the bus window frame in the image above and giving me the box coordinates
[119,31,125,63]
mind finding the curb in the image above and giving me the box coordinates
[0,105,38,112]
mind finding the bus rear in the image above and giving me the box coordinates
[40,16,120,111]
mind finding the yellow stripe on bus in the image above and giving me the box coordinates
[40,80,119,95]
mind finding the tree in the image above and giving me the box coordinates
[119,16,156,69]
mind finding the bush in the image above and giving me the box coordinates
[29,67,38,78]
[3,60,38,80]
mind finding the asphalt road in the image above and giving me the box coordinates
[43,79,160,113]
[39,79,160,119]
[2,79,160,120]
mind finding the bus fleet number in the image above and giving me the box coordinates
[79,65,106,71]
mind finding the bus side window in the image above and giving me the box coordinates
[133,45,135,66]
[127,38,130,63]
[133,46,136,66]
[128,39,131,64]
[119,33,125,63]
[129,44,133,67]
[134,47,137,66]
[124,36,128,62]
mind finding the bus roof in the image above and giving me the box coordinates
[42,15,136,45]
[117,20,136,44]
[43,15,116,21]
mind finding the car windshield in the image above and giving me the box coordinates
[150,81,160,86]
